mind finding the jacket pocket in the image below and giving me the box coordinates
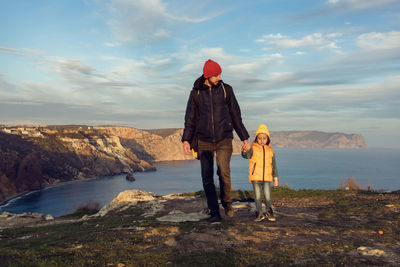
[251,162,256,175]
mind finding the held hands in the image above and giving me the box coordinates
[183,141,192,155]
[273,177,279,187]
[242,140,251,152]
[185,140,251,155]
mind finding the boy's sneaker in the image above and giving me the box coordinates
[254,213,266,222]
[265,207,276,222]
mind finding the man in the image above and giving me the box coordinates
[182,59,251,222]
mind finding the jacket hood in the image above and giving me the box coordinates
[255,124,270,139]
[193,75,222,91]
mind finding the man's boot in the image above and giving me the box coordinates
[208,211,221,223]
[224,203,234,218]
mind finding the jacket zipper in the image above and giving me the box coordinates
[252,162,256,175]
[262,146,265,181]
[209,87,215,142]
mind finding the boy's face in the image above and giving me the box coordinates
[256,133,269,145]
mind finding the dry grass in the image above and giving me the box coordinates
[75,201,100,213]
[339,175,369,191]
[1,190,399,266]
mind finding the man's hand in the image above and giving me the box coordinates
[242,139,251,152]
[183,141,192,155]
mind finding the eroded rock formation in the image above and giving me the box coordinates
[0,126,155,203]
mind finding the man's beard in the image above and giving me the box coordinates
[209,79,220,87]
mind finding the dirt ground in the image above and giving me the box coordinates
[1,190,399,266]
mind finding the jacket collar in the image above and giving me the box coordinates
[252,142,271,149]
[193,75,222,91]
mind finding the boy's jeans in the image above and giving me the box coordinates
[252,181,272,213]
[198,138,233,215]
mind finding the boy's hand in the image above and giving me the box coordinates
[273,177,279,187]
[242,140,251,152]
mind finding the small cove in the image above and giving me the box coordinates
[1,148,399,217]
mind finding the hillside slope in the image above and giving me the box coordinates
[0,126,155,203]
[0,188,398,266]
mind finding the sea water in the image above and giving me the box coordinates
[1,148,399,217]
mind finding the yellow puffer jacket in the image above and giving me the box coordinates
[249,142,275,183]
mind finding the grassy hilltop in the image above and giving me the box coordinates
[0,188,399,266]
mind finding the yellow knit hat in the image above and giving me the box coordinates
[255,124,270,138]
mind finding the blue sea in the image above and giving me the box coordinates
[1,148,399,217]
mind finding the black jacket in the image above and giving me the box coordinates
[182,75,249,143]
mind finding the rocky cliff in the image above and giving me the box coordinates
[266,131,368,149]
[133,128,367,161]
[0,126,155,203]
[0,125,367,203]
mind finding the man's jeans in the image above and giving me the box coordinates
[252,181,272,213]
[198,138,233,215]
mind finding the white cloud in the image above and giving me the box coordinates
[239,49,252,53]
[241,76,400,132]
[103,0,225,44]
[106,0,170,43]
[270,53,284,58]
[327,32,343,38]
[1,38,399,143]
[103,42,121,48]
[0,46,44,58]
[0,74,17,93]
[227,63,260,74]
[179,47,232,74]
[357,31,400,50]
[294,0,398,22]
[256,33,341,51]
[178,47,286,81]
[327,0,399,9]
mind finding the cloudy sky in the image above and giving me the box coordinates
[0,0,399,148]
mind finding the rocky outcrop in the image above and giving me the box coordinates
[0,211,54,229]
[82,189,210,222]
[87,190,160,218]
[126,173,135,181]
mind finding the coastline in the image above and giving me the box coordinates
[0,191,33,208]
[0,158,196,211]
[0,171,142,208]
[0,179,78,208]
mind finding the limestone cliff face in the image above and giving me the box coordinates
[268,131,368,149]
[94,127,249,161]
[92,127,198,162]
[0,126,155,203]
[87,127,367,161]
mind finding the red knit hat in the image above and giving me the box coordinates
[203,59,222,79]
